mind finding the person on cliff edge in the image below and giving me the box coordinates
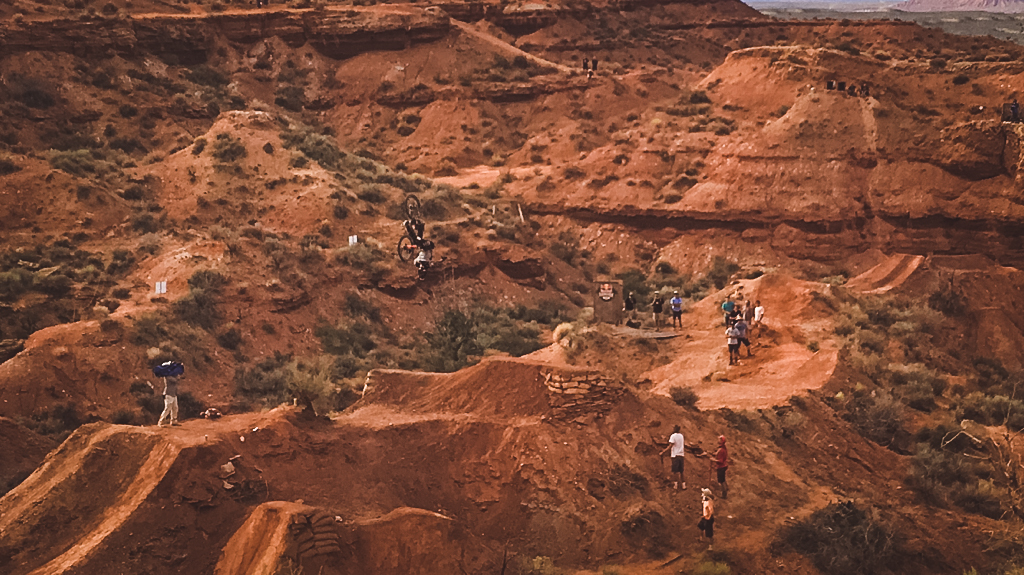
[660,425,687,490]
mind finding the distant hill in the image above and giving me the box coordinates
[895,0,1024,12]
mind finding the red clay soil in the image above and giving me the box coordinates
[0,417,57,494]
[0,355,1008,574]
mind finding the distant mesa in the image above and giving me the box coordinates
[895,0,1024,12]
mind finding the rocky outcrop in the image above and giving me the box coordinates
[935,120,1006,180]
[0,6,450,61]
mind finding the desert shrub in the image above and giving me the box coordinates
[20,402,83,439]
[316,321,376,356]
[188,269,227,292]
[689,90,711,104]
[110,408,140,425]
[510,300,569,327]
[235,352,293,401]
[706,256,739,290]
[619,509,671,558]
[217,327,242,349]
[0,268,35,301]
[275,85,305,111]
[343,291,381,323]
[517,556,564,575]
[952,74,970,85]
[335,240,387,270]
[838,391,902,446]
[973,357,1011,392]
[36,273,73,297]
[951,480,1002,518]
[0,157,20,175]
[110,137,145,154]
[14,78,55,109]
[549,231,580,264]
[285,356,337,416]
[48,149,112,176]
[281,125,344,169]
[929,285,966,316]
[186,64,228,87]
[692,561,731,575]
[119,103,138,118]
[131,213,158,233]
[211,133,246,163]
[356,184,386,203]
[774,502,896,575]
[173,288,219,329]
[670,386,699,408]
[421,309,482,373]
[192,137,207,155]
[472,307,544,357]
[956,392,1024,430]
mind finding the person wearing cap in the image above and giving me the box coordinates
[670,291,683,330]
[699,487,715,550]
[715,435,729,499]
[651,292,665,328]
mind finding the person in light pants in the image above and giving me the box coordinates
[158,374,182,426]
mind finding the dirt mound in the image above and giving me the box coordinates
[644,273,839,410]
[362,357,557,418]
[0,417,56,494]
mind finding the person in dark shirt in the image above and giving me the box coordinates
[652,293,665,328]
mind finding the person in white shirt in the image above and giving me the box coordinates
[660,425,687,490]
[753,300,765,325]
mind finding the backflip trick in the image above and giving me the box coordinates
[396,195,441,279]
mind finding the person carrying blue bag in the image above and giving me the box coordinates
[153,361,184,427]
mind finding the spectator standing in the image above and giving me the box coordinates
[652,293,664,328]
[726,323,740,365]
[670,291,684,330]
[742,299,754,323]
[1013,99,1020,123]
[734,316,752,357]
[157,373,182,427]
[715,435,729,499]
[660,425,686,490]
[753,300,765,326]
[699,488,715,550]
[624,291,636,317]
[721,296,735,326]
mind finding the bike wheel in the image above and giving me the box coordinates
[404,194,422,220]
[397,236,416,263]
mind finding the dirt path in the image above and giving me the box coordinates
[450,20,574,74]
[642,274,839,410]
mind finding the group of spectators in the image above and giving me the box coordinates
[661,426,729,551]
[723,296,763,365]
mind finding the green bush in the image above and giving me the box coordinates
[549,231,580,264]
[356,184,386,203]
[281,125,344,169]
[36,273,73,297]
[956,392,1024,430]
[216,327,242,349]
[421,309,482,373]
[670,386,699,408]
[235,352,293,401]
[692,561,731,575]
[315,321,376,356]
[188,269,228,292]
[774,502,896,575]
[211,133,247,163]
[186,64,228,87]
[0,268,35,301]
[839,392,902,446]
[49,149,113,176]
[173,288,220,329]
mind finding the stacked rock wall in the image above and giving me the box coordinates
[542,368,624,419]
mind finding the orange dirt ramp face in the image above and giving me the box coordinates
[0,424,187,575]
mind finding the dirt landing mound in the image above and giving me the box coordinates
[644,273,838,410]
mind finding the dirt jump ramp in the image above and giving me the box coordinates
[845,253,925,294]
[0,424,193,575]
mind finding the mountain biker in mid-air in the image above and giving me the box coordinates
[414,238,435,279]
[404,216,426,248]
